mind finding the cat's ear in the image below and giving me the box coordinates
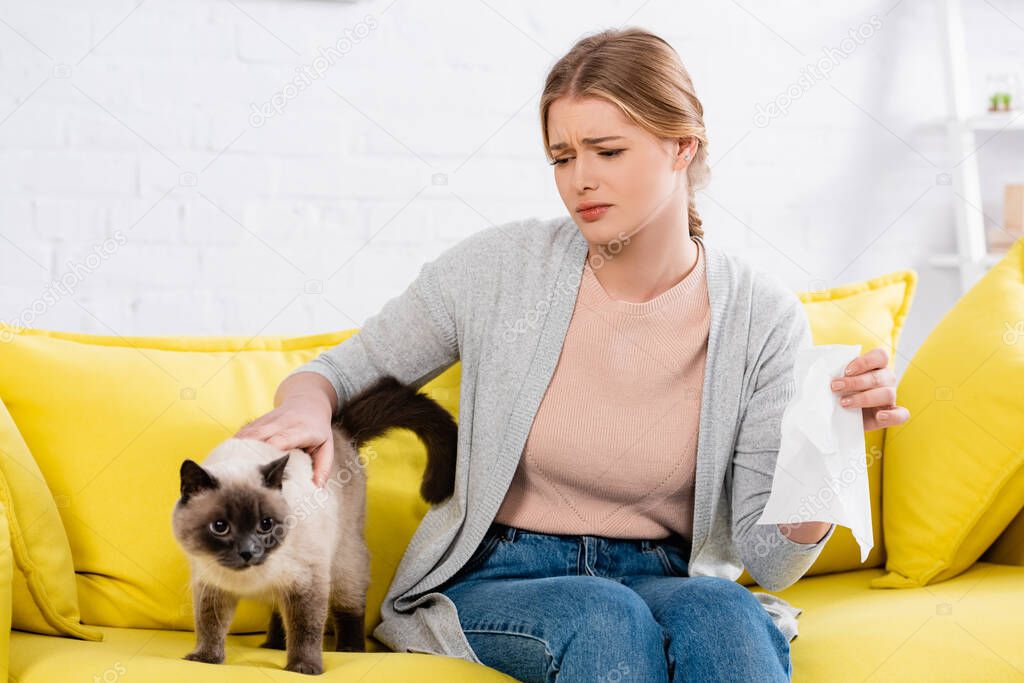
[180,459,219,504]
[260,454,290,490]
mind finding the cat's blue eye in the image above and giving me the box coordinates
[258,517,274,533]
[209,520,230,536]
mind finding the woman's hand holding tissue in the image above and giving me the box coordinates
[762,345,907,554]
[829,346,910,432]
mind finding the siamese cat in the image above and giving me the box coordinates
[171,376,458,675]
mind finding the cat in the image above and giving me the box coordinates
[171,375,458,675]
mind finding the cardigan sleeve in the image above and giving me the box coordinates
[285,254,461,415]
[729,294,837,592]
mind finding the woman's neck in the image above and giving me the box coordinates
[586,219,699,304]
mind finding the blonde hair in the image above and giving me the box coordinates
[540,27,710,238]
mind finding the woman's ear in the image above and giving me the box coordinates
[680,137,697,165]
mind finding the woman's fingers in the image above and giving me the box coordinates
[875,404,910,426]
[265,430,296,452]
[232,395,334,486]
[840,385,898,409]
[235,411,284,440]
[843,346,890,376]
[309,435,334,487]
[831,367,896,394]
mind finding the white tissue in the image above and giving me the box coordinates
[755,344,874,562]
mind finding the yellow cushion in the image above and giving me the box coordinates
[0,398,101,641]
[0,325,459,641]
[872,240,1024,588]
[983,508,1024,566]
[766,562,1024,680]
[738,269,917,585]
[10,564,1022,681]
[1,500,12,678]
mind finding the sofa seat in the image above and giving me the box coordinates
[10,562,1022,682]
[764,561,1024,681]
[8,626,517,682]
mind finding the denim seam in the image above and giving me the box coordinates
[462,628,559,676]
[654,546,683,577]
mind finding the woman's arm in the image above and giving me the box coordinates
[730,297,837,592]
[238,249,464,485]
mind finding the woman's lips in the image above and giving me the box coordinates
[578,205,611,221]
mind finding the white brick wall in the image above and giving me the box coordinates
[0,0,1020,373]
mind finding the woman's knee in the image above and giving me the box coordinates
[656,577,790,680]
[564,576,665,648]
[555,577,668,680]
[454,576,667,681]
[670,576,774,620]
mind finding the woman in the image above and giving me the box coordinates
[236,27,909,682]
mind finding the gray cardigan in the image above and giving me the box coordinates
[287,215,836,663]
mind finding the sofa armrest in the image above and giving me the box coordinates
[0,501,11,680]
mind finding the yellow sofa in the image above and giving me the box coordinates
[2,254,1023,682]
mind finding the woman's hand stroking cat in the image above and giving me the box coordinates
[236,392,335,487]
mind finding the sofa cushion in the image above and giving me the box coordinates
[759,561,1024,680]
[9,562,1021,682]
[872,240,1024,588]
[8,624,516,681]
[737,269,917,585]
[983,507,1024,566]
[0,325,459,641]
[0,398,101,641]
[1,500,11,674]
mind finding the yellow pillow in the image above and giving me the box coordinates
[871,239,1024,588]
[737,269,917,585]
[0,397,101,641]
[983,507,1024,566]
[0,324,459,643]
[1,500,12,667]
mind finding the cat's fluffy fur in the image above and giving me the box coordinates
[171,376,457,675]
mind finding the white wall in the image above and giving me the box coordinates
[1,0,1020,376]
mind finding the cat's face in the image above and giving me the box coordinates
[172,453,292,571]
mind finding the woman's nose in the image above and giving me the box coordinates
[573,158,597,192]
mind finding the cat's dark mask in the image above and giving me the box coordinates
[174,454,292,570]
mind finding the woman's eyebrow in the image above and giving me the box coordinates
[549,136,625,152]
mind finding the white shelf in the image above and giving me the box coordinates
[928,251,1007,268]
[937,0,1014,293]
[958,111,1024,130]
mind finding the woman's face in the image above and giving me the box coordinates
[547,95,693,245]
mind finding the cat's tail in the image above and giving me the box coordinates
[334,375,457,505]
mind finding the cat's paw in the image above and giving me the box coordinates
[285,659,324,675]
[183,650,224,664]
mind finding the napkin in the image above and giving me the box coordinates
[755,344,873,562]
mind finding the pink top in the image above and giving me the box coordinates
[494,237,711,540]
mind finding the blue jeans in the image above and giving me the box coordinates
[436,521,791,682]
